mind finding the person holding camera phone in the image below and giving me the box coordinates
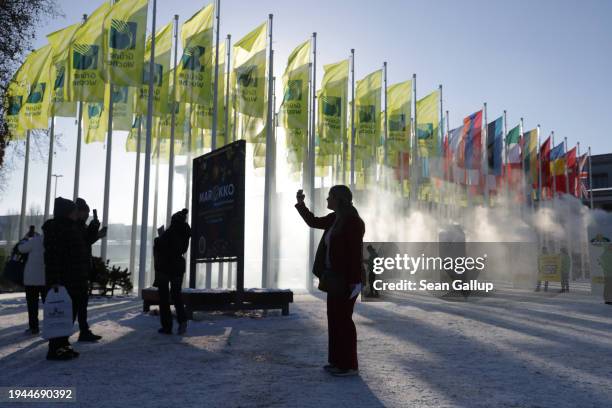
[74,198,106,342]
[294,185,365,377]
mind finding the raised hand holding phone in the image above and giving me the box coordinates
[296,189,305,205]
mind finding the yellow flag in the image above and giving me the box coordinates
[47,24,79,117]
[318,59,348,157]
[416,89,439,157]
[354,69,382,165]
[67,2,110,102]
[281,39,311,168]
[386,80,412,164]
[177,4,214,105]
[233,22,267,119]
[138,22,172,117]
[5,77,27,139]
[84,100,108,144]
[110,84,134,131]
[103,0,148,86]
[19,45,53,130]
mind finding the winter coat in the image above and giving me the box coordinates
[18,234,46,286]
[42,217,91,289]
[295,202,365,285]
[156,219,191,279]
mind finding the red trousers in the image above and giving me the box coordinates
[327,294,358,370]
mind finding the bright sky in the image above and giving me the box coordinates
[1,0,611,223]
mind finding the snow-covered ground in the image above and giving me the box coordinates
[1,285,611,408]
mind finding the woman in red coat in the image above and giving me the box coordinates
[295,185,365,377]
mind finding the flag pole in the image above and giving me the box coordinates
[383,61,388,181]
[261,13,274,288]
[211,0,221,150]
[18,130,31,239]
[73,14,87,202]
[537,125,542,207]
[166,14,179,226]
[411,73,417,203]
[563,136,574,281]
[503,110,509,203]
[438,85,443,210]
[483,102,489,207]
[307,32,317,292]
[349,48,355,188]
[577,141,585,280]
[445,109,450,218]
[588,146,593,209]
[100,84,115,261]
[150,136,160,275]
[519,117,525,216]
[552,131,556,203]
[224,34,231,146]
[129,116,142,289]
[44,116,55,220]
[138,0,157,294]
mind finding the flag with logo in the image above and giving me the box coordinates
[110,84,134,130]
[280,39,310,169]
[317,59,348,160]
[386,80,411,166]
[4,64,30,139]
[177,4,214,105]
[67,2,109,102]
[415,90,439,157]
[354,69,382,168]
[138,22,172,117]
[83,101,108,143]
[47,24,79,117]
[19,45,53,130]
[103,0,148,86]
[233,22,267,119]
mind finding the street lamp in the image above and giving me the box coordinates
[52,174,63,201]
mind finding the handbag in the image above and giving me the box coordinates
[318,268,347,296]
[43,286,75,340]
[3,258,24,286]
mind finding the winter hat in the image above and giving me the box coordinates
[53,197,77,218]
[171,208,189,224]
[75,198,90,212]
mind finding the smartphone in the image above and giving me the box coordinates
[93,209,98,220]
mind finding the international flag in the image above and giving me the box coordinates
[566,146,577,195]
[550,142,566,193]
[522,128,538,187]
[539,135,551,193]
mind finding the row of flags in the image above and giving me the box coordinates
[4,0,589,205]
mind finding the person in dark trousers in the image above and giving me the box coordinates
[560,247,571,293]
[155,209,191,335]
[74,198,106,342]
[18,226,46,335]
[535,246,549,292]
[42,197,91,360]
[295,185,365,377]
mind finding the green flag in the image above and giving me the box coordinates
[138,22,172,117]
[233,22,267,119]
[416,89,439,157]
[104,0,148,86]
[280,39,310,168]
[47,24,79,117]
[176,4,214,105]
[67,2,110,102]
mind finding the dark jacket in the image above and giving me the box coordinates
[42,217,91,289]
[295,202,365,285]
[155,216,191,278]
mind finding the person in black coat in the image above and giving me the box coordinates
[42,197,91,360]
[74,198,106,342]
[295,185,365,377]
[155,209,191,335]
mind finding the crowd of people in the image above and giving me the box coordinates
[14,197,192,361]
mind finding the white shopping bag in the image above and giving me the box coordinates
[43,286,75,340]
